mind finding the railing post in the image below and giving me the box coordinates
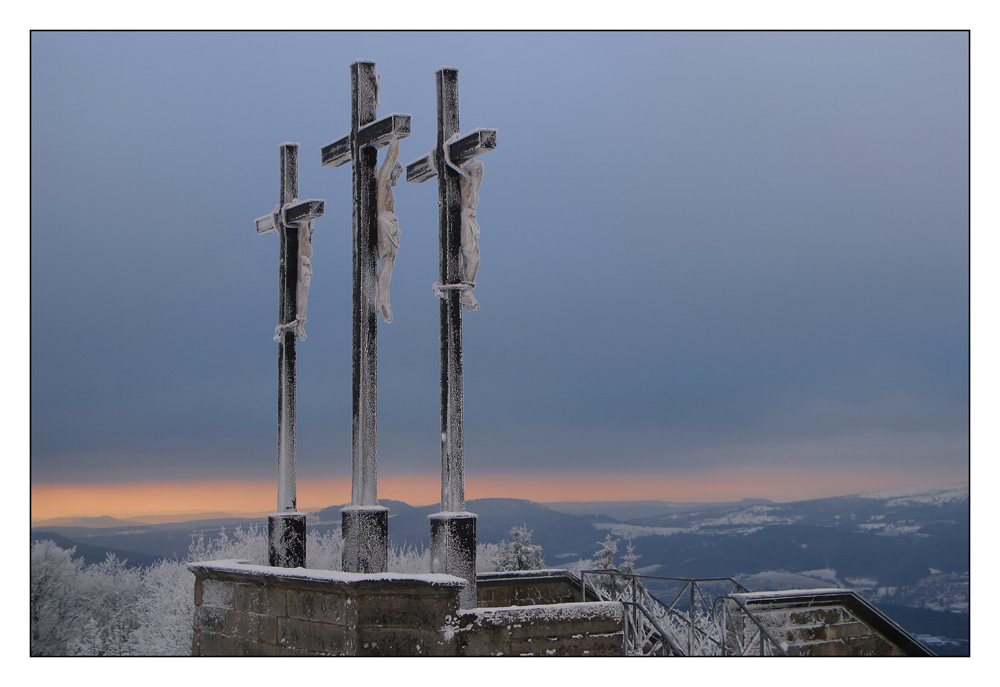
[689,582,695,656]
[721,601,727,656]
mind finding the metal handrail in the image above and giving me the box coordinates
[620,601,686,656]
[581,569,780,656]
[713,595,789,656]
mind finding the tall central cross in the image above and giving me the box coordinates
[321,61,411,573]
[254,142,325,567]
[406,67,496,608]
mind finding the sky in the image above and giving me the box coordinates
[29,30,971,519]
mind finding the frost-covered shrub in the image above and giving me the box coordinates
[31,541,90,656]
[187,524,268,565]
[306,528,343,571]
[31,543,144,656]
[476,542,502,573]
[389,543,430,573]
[83,553,143,656]
[126,557,194,656]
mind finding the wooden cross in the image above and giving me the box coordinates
[320,60,411,574]
[254,142,325,568]
[405,67,496,607]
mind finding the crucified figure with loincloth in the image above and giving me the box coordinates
[376,138,404,323]
[445,153,484,311]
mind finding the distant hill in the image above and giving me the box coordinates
[30,516,268,562]
[543,498,776,522]
[31,531,161,568]
[312,499,417,524]
[31,515,147,528]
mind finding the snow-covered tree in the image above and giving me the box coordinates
[621,541,639,576]
[476,542,503,573]
[388,542,430,573]
[31,540,90,655]
[595,534,619,570]
[588,534,636,599]
[187,524,268,564]
[496,525,545,571]
[83,553,143,655]
[306,529,343,571]
[127,557,195,656]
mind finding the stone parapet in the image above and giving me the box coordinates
[188,561,624,656]
[732,589,934,656]
[453,601,623,656]
[189,560,466,656]
[477,569,601,607]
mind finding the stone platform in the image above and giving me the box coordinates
[188,561,622,656]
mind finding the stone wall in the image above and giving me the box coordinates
[189,560,465,656]
[188,560,623,656]
[453,601,623,656]
[734,589,935,656]
[477,569,601,607]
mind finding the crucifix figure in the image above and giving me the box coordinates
[376,138,403,323]
[254,142,325,567]
[321,60,411,573]
[406,67,496,608]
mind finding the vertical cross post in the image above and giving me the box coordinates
[321,61,411,573]
[255,143,325,567]
[406,68,496,608]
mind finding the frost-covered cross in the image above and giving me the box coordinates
[254,142,325,568]
[406,67,496,608]
[321,60,411,574]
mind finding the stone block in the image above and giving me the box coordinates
[356,626,449,657]
[774,623,825,643]
[508,616,620,641]
[197,631,241,656]
[200,579,235,609]
[786,607,847,626]
[235,582,286,616]
[457,621,507,656]
[826,621,874,641]
[843,635,897,656]
[354,592,453,628]
[510,632,621,656]
[194,605,228,634]
[238,640,282,657]
[277,616,350,655]
[227,609,278,644]
[286,588,350,624]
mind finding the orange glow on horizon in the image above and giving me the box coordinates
[29,467,967,523]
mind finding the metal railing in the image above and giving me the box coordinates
[580,570,787,656]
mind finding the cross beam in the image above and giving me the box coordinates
[254,142,325,568]
[406,67,496,608]
[405,128,496,183]
[320,60,411,574]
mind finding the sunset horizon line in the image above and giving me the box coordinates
[30,470,968,523]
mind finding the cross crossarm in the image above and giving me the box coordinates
[321,113,412,167]
[405,128,497,183]
[320,135,352,168]
[357,113,411,149]
[255,199,326,234]
[285,199,325,223]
